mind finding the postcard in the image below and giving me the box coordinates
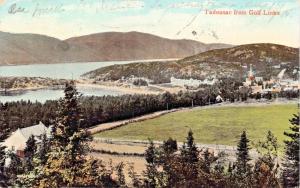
[0,0,299,187]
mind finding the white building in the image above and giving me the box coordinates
[2,122,50,157]
[170,77,217,87]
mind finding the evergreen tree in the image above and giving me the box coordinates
[162,137,177,155]
[144,140,158,187]
[0,104,9,186]
[24,135,37,172]
[202,149,213,174]
[282,114,299,187]
[231,131,253,187]
[159,138,178,186]
[236,131,251,173]
[0,129,9,187]
[37,133,50,166]
[6,151,22,185]
[18,134,49,187]
[180,129,199,181]
[181,130,199,164]
[35,82,95,187]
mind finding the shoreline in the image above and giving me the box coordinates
[0,82,162,95]
[76,83,161,95]
[0,86,51,93]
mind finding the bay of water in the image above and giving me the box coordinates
[0,61,136,79]
[0,60,163,102]
[0,86,124,103]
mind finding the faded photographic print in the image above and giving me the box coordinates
[0,0,299,187]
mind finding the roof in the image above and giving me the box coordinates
[3,122,49,151]
[18,122,48,140]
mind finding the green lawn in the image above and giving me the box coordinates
[95,104,298,147]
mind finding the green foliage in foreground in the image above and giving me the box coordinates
[95,104,297,146]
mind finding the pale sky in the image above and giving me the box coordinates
[0,0,299,47]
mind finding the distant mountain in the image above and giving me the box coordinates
[83,43,299,83]
[0,31,97,65]
[0,31,232,65]
[66,31,232,61]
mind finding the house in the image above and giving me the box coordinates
[3,122,50,157]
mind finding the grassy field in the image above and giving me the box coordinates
[95,104,298,147]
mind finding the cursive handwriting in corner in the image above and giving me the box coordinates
[8,3,28,14]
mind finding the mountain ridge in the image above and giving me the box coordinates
[0,31,232,65]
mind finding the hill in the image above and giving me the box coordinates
[66,31,231,61]
[0,31,231,65]
[83,43,299,83]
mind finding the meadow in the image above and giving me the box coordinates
[95,104,298,147]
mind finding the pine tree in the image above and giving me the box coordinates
[37,133,49,166]
[159,138,178,186]
[162,137,177,155]
[144,140,158,187]
[181,130,199,164]
[231,131,253,187]
[0,129,9,187]
[236,131,251,173]
[282,114,299,187]
[202,149,212,174]
[24,135,37,172]
[18,134,49,187]
[6,151,22,185]
[36,82,94,187]
[180,129,199,182]
[0,104,9,185]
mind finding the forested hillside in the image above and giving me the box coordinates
[83,43,299,83]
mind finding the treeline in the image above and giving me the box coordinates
[0,79,298,132]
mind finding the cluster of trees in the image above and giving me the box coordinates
[138,123,299,188]
[133,79,148,86]
[0,83,299,187]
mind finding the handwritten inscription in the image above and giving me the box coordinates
[32,3,64,17]
[8,3,28,14]
[7,2,64,17]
